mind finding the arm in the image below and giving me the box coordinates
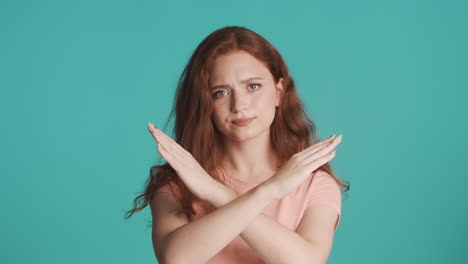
[162,182,273,264]
[214,184,330,264]
[148,124,340,264]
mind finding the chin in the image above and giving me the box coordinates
[230,128,269,142]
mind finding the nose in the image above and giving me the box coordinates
[230,89,249,113]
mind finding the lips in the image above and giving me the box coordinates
[232,117,256,126]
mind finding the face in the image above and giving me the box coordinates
[208,50,284,142]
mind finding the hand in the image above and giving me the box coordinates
[147,122,224,203]
[264,135,343,200]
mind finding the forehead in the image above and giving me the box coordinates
[209,51,271,83]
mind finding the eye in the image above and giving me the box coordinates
[212,83,261,99]
[248,83,261,90]
[213,90,228,99]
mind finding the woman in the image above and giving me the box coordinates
[126,26,350,264]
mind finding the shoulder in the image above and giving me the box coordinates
[310,170,341,191]
[312,169,335,181]
[156,181,183,200]
[300,170,343,233]
[150,187,189,262]
[306,170,342,213]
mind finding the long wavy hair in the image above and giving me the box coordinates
[125,26,350,221]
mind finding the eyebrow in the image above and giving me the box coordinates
[209,77,264,90]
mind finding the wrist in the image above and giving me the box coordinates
[209,183,238,208]
[208,180,278,208]
[257,179,280,201]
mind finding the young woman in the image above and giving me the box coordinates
[126,26,350,264]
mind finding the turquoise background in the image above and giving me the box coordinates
[2,0,467,263]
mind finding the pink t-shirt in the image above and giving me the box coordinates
[155,169,342,264]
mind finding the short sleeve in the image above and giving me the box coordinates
[155,181,183,200]
[306,170,342,231]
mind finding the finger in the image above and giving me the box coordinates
[151,127,191,169]
[298,135,337,156]
[151,125,188,156]
[149,123,186,170]
[160,144,189,174]
[156,144,179,169]
[154,128,175,148]
[148,123,166,146]
[295,136,334,156]
[154,128,186,158]
[148,123,174,151]
[305,150,336,169]
[303,135,342,161]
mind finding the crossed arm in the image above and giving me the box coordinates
[157,182,336,264]
[213,184,333,264]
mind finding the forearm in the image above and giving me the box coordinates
[163,184,273,264]
[215,184,326,264]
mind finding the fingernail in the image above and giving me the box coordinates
[329,134,335,139]
[149,122,157,131]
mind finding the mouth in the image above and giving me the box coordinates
[232,117,256,126]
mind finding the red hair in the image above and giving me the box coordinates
[125,26,350,220]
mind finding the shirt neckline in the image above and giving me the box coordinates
[220,167,272,186]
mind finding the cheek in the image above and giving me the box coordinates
[255,93,277,122]
[254,91,276,110]
[211,106,227,124]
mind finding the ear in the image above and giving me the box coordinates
[275,77,284,107]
